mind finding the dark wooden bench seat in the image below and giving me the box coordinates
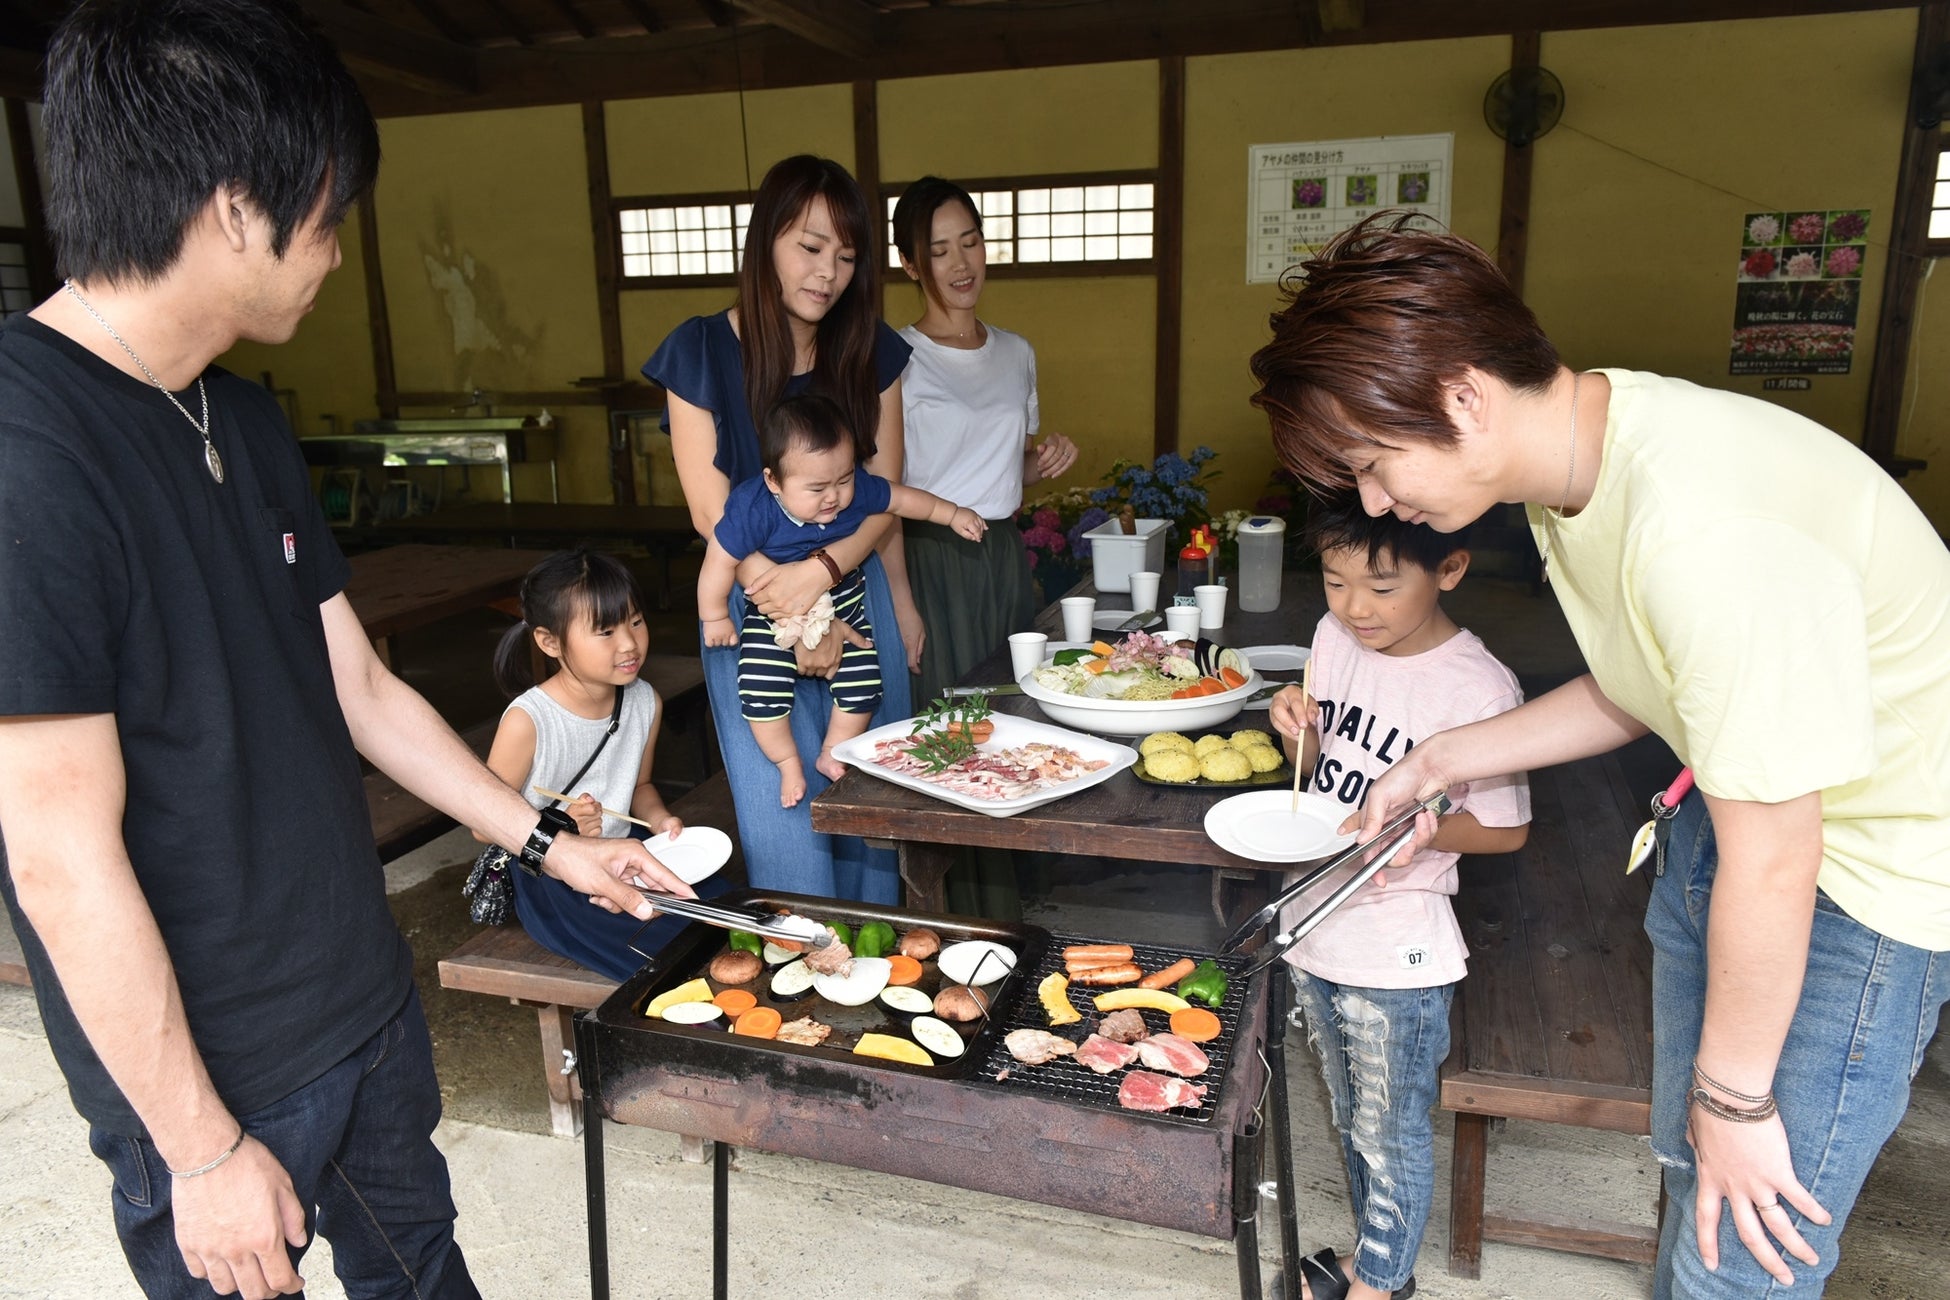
[437,772,739,1136]
[1442,751,1658,1276]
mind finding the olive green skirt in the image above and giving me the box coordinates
[904,517,1039,709]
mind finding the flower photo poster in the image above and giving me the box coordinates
[1247,134,1452,283]
[1729,209,1869,375]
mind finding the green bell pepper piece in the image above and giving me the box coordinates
[826,921,853,948]
[727,930,762,955]
[1051,648,1093,667]
[1176,959,1229,1009]
[853,921,896,959]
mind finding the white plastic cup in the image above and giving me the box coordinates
[1163,605,1201,640]
[1008,631,1049,681]
[1127,570,1161,615]
[1060,596,1096,643]
[1194,583,1228,630]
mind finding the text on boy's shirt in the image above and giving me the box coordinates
[1309,696,1417,809]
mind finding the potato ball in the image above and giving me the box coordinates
[1193,733,1231,758]
[1199,747,1255,783]
[1229,729,1276,750]
[1241,743,1286,773]
[1140,731,1195,757]
[1144,749,1202,783]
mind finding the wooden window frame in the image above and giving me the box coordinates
[881,169,1160,280]
[0,225,34,320]
[1927,142,1950,255]
[613,189,753,290]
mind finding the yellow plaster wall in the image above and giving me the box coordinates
[1897,254,1950,518]
[218,213,378,438]
[606,84,855,196]
[1182,38,1511,510]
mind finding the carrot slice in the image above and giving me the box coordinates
[733,1006,782,1038]
[1091,640,1117,657]
[1219,666,1248,689]
[886,955,924,986]
[1170,1008,1222,1042]
[713,989,757,1017]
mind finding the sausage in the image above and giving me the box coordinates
[1138,958,1197,991]
[1068,962,1143,986]
[1062,943,1134,964]
[1064,954,1129,972]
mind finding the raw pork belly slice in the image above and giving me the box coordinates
[1097,1009,1150,1044]
[1134,1032,1210,1077]
[1073,1034,1141,1074]
[1118,1070,1207,1111]
[1004,1028,1077,1065]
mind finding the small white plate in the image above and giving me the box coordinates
[1236,645,1310,711]
[1204,790,1354,863]
[643,825,733,884]
[1094,609,1162,631]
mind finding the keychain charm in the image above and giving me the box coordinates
[1627,768,1694,875]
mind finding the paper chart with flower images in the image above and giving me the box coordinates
[1247,134,1452,284]
[1729,209,1869,375]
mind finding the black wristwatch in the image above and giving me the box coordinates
[517,806,579,877]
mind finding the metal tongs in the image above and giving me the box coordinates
[1221,790,1453,978]
[627,890,833,964]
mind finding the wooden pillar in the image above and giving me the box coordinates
[582,100,636,505]
[1153,56,1185,460]
[1496,32,1541,298]
[5,97,54,299]
[1862,2,1948,473]
[852,79,883,311]
[355,190,399,419]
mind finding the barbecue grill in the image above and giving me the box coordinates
[574,890,1305,1298]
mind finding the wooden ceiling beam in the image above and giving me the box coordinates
[302,2,482,95]
[616,0,666,35]
[728,0,876,62]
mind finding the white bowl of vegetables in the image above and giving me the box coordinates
[1017,632,1262,736]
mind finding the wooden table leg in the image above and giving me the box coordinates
[1448,1110,1488,1278]
[897,841,954,914]
[535,1002,582,1138]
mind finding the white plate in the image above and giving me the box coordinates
[1235,645,1309,710]
[830,712,1136,817]
[1094,609,1162,631]
[643,825,733,884]
[1204,790,1354,863]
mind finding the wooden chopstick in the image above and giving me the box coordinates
[531,785,659,831]
[1291,653,1313,813]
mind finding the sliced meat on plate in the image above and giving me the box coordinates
[1134,1032,1209,1077]
[1118,1070,1208,1112]
[1073,1034,1141,1074]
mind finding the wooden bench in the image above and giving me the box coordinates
[436,772,739,1137]
[1442,751,1658,1276]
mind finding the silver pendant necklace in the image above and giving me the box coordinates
[63,279,224,484]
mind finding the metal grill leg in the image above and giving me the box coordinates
[1234,1116,1264,1300]
[714,1137,729,1300]
[1266,975,1303,1295]
[583,1081,608,1300]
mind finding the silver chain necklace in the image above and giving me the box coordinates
[63,279,224,484]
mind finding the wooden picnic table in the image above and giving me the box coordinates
[342,542,553,663]
[811,566,1329,913]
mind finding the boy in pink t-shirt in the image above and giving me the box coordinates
[1269,493,1531,1300]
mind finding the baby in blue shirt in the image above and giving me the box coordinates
[697,393,985,806]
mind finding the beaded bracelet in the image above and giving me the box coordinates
[1691,1060,1778,1123]
[166,1128,246,1178]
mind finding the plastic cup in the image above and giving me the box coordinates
[1163,605,1201,640]
[1060,596,1096,643]
[1008,632,1049,681]
[1194,584,1228,630]
[1127,570,1161,616]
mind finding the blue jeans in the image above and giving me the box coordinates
[1648,791,1950,1298]
[88,986,476,1300]
[701,553,906,902]
[1291,970,1453,1294]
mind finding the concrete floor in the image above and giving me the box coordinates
[2,560,1944,1298]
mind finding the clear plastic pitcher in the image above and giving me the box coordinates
[1236,517,1286,612]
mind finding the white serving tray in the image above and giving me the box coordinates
[830,712,1136,817]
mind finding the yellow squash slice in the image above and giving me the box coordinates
[853,1033,935,1066]
[1092,987,1191,1014]
[643,977,714,1019]
[1038,971,1083,1026]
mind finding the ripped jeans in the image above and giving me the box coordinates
[1291,971,1455,1294]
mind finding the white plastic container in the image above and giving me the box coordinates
[1083,517,1169,593]
[1236,516,1287,612]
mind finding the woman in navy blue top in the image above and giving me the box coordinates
[645,155,914,903]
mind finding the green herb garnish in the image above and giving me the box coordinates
[906,692,994,773]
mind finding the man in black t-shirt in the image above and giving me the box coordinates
[0,6,693,1298]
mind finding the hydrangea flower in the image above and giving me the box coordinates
[1787,213,1825,244]
[1747,214,1781,244]
[1786,252,1818,278]
[1743,249,1777,279]
[1829,212,1866,242]
[1294,179,1325,208]
[1825,245,1862,278]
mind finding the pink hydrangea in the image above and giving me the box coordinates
[1787,213,1825,244]
[1786,252,1818,278]
[1746,214,1780,244]
[1032,508,1062,531]
[1825,245,1862,278]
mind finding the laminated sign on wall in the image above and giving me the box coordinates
[1729,209,1869,376]
[1247,134,1452,284]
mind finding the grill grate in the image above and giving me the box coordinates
[972,933,1253,1127]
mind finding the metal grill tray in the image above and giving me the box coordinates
[594,888,1049,1081]
[973,933,1253,1127]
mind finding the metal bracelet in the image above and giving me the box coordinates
[1693,1060,1773,1107]
[165,1128,246,1178]
[1690,1086,1779,1124]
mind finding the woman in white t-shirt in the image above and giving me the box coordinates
[890,176,1079,707]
